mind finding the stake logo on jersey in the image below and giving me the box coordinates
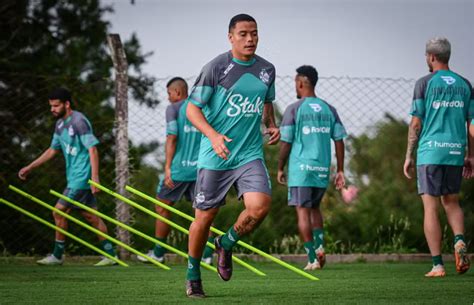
[226,94,263,118]
[50,111,99,190]
[188,51,276,170]
[281,97,347,188]
[410,70,474,166]
[165,99,201,181]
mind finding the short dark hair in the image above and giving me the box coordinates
[48,87,72,103]
[228,14,256,32]
[166,77,187,88]
[296,65,319,88]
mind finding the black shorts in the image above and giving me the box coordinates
[288,187,326,208]
[57,188,97,210]
[156,181,196,203]
[193,159,271,210]
[417,165,463,196]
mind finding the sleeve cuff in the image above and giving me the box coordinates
[190,98,204,109]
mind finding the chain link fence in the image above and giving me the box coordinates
[1,74,418,256]
[131,75,416,166]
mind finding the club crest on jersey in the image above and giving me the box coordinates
[441,76,456,85]
[259,69,270,84]
[195,192,205,204]
[68,126,75,136]
[309,103,322,112]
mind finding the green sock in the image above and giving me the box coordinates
[186,255,201,281]
[304,241,316,263]
[203,237,215,259]
[454,234,465,245]
[153,237,167,258]
[220,226,240,251]
[53,240,65,259]
[432,255,443,266]
[101,240,116,257]
[313,228,324,250]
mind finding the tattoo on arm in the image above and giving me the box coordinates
[406,123,421,159]
[263,104,276,128]
[234,216,262,236]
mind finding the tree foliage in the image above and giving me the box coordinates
[0,0,158,254]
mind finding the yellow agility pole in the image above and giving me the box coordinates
[126,185,320,281]
[89,180,266,277]
[8,185,170,270]
[50,189,217,273]
[0,198,128,267]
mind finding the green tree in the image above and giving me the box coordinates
[0,0,159,254]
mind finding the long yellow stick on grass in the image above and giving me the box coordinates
[89,180,266,277]
[8,185,169,270]
[0,198,128,267]
[50,189,216,273]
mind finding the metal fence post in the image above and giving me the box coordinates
[107,34,131,259]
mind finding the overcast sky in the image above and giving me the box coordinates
[104,0,474,81]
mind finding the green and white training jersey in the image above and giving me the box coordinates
[50,111,99,189]
[166,99,201,181]
[188,51,276,170]
[281,97,347,188]
[411,70,474,166]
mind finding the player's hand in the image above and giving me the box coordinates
[277,169,287,185]
[209,133,232,160]
[90,176,101,194]
[264,127,280,145]
[403,158,414,179]
[18,166,32,180]
[334,171,345,190]
[463,156,474,179]
[164,168,175,189]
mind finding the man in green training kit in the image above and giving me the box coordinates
[137,77,213,264]
[404,37,473,277]
[18,88,117,266]
[278,65,346,271]
[185,14,280,297]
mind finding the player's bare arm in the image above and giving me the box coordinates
[263,103,280,145]
[334,140,345,190]
[18,148,59,180]
[187,102,232,160]
[277,141,291,185]
[88,146,100,194]
[164,134,178,188]
[464,121,474,179]
[404,116,422,179]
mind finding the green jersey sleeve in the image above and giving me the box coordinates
[165,103,179,136]
[188,62,217,108]
[280,102,298,143]
[265,78,276,103]
[329,106,347,141]
[75,116,99,149]
[468,82,474,120]
[50,133,61,150]
[411,77,428,118]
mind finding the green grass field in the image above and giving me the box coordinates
[0,259,473,304]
